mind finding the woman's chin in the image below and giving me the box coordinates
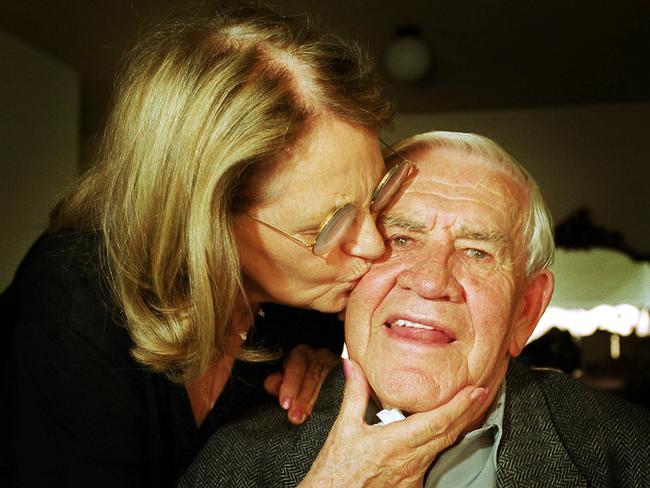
[333,294,351,313]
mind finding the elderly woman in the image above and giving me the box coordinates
[4,6,473,488]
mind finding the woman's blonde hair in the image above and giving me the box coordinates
[49,5,393,381]
[388,131,554,276]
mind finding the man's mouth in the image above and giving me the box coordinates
[390,319,435,330]
[385,318,455,344]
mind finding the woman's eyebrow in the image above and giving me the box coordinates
[379,213,427,232]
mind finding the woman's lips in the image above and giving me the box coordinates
[343,278,363,296]
[384,318,455,344]
[345,266,371,290]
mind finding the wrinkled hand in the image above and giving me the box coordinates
[299,359,489,488]
[264,344,340,425]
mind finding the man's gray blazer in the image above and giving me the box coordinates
[180,361,650,487]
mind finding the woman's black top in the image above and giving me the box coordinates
[1,232,343,488]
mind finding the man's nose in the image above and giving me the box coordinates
[341,211,385,260]
[396,252,464,302]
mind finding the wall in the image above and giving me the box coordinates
[0,29,79,291]
[386,103,650,255]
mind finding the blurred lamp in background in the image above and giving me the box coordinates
[384,25,432,83]
[532,248,650,359]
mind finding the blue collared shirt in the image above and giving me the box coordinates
[424,383,506,487]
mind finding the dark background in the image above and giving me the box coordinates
[1,0,649,148]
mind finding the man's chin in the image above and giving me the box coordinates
[372,375,452,414]
[360,360,468,413]
[377,395,447,415]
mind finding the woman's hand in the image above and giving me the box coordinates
[299,359,489,488]
[264,344,340,425]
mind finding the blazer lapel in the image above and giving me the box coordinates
[496,362,589,487]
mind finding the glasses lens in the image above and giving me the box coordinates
[312,203,357,256]
[370,161,411,213]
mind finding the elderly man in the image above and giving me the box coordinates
[180,132,650,487]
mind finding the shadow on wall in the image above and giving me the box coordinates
[0,29,79,292]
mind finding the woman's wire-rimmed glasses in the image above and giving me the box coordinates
[246,138,413,256]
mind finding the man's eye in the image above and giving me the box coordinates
[465,248,488,259]
[389,235,411,247]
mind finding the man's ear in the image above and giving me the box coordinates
[509,270,555,357]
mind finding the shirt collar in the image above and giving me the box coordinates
[465,380,506,442]
[365,380,507,476]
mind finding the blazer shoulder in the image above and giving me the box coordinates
[180,402,319,488]
[528,365,650,485]
[530,365,650,429]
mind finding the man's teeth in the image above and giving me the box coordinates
[391,319,434,330]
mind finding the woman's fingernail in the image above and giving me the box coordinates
[471,387,488,401]
[290,408,304,424]
[281,397,292,410]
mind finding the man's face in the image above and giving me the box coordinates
[345,145,547,413]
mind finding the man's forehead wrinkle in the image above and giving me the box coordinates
[415,158,526,188]
[414,172,512,200]
[406,189,513,219]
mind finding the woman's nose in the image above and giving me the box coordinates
[341,211,385,260]
[396,254,464,302]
